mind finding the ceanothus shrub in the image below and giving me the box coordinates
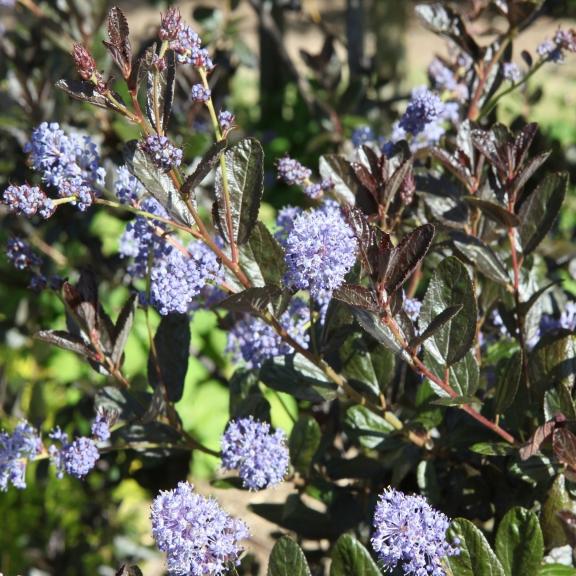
[1,2,576,575]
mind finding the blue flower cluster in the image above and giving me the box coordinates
[150,481,249,576]
[399,87,445,136]
[218,110,235,133]
[386,86,458,153]
[403,298,422,322]
[191,83,211,103]
[277,156,312,186]
[276,156,332,199]
[119,201,223,315]
[428,58,469,101]
[119,197,171,277]
[284,207,357,298]
[3,184,54,219]
[351,125,376,148]
[221,417,289,490]
[91,409,115,442]
[6,237,42,270]
[114,166,143,205]
[48,427,100,479]
[168,19,214,70]
[227,298,309,368]
[537,29,576,64]
[503,62,522,83]
[141,135,183,172]
[371,488,460,576]
[149,241,223,315]
[0,421,43,491]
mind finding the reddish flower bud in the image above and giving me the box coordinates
[159,7,182,41]
[72,44,97,81]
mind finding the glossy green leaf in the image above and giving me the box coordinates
[494,352,522,414]
[448,518,506,576]
[260,354,338,402]
[330,534,381,576]
[249,222,286,285]
[495,507,543,576]
[267,536,311,576]
[289,415,321,475]
[345,405,395,449]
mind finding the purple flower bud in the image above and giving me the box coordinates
[503,62,522,83]
[151,481,249,575]
[6,238,42,270]
[141,134,183,172]
[72,43,97,82]
[159,7,182,41]
[403,297,422,322]
[91,409,116,442]
[371,488,460,576]
[218,110,235,133]
[276,156,312,186]
[58,176,94,211]
[221,417,289,490]
[190,83,211,103]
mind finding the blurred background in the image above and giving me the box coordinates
[0,0,575,574]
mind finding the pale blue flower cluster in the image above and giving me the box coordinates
[3,184,54,219]
[276,156,312,186]
[503,62,522,83]
[149,241,223,315]
[399,87,445,136]
[227,298,309,368]
[284,207,357,298]
[118,197,172,278]
[403,298,422,322]
[150,481,249,576]
[428,58,469,101]
[371,488,460,576]
[537,29,576,64]
[191,83,211,103]
[221,417,289,490]
[141,135,183,172]
[91,409,115,442]
[170,23,214,70]
[351,125,375,148]
[114,166,143,205]
[6,237,42,271]
[218,110,235,132]
[0,421,43,491]
[48,428,100,479]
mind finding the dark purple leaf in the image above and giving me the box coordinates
[148,314,191,403]
[333,285,380,313]
[381,224,435,295]
[463,196,520,227]
[181,140,227,199]
[55,79,121,111]
[111,294,137,368]
[518,172,568,255]
[553,428,576,471]
[35,330,98,361]
[218,286,283,314]
[104,6,132,79]
[519,419,557,460]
